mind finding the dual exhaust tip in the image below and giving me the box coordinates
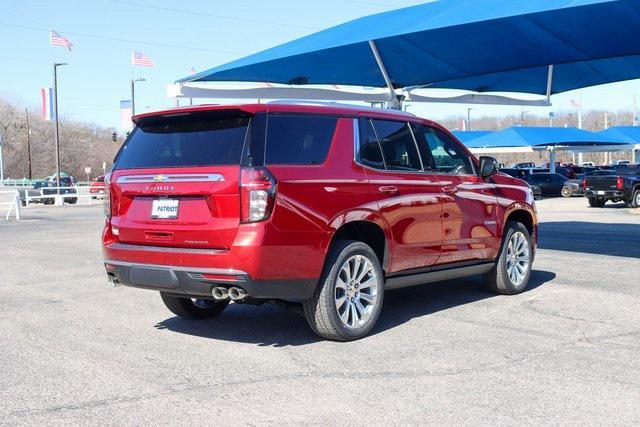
[212,286,247,301]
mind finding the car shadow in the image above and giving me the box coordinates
[154,269,555,347]
[539,221,640,258]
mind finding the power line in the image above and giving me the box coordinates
[104,0,319,30]
[0,21,247,55]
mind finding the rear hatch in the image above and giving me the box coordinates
[109,109,252,250]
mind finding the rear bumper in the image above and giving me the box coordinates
[103,259,317,300]
[585,190,625,198]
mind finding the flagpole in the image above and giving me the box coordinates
[53,62,66,197]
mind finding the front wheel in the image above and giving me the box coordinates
[561,186,573,198]
[303,240,384,341]
[484,222,533,295]
[160,293,229,319]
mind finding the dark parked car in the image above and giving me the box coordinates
[584,166,640,207]
[524,173,568,197]
[21,176,77,205]
[102,103,538,341]
[512,162,536,169]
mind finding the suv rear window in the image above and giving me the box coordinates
[115,111,251,169]
[264,115,337,165]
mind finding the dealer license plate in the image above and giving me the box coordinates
[151,199,179,219]
[597,191,605,195]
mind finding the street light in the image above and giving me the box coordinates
[53,62,67,197]
[130,78,146,117]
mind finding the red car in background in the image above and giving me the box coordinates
[89,175,106,198]
[102,103,537,341]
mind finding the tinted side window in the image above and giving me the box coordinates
[371,120,422,171]
[357,118,385,170]
[409,123,435,170]
[414,125,474,175]
[265,115,337,165]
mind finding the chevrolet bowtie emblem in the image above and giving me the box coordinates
[153,175,168,182]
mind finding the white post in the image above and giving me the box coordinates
[14,191,20,220]
[549,147,557,174]
[24,189,29,208]
[634,145,640,164]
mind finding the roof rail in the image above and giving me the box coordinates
[265,100,416,117]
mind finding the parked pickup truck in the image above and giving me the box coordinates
[584,166,640,208]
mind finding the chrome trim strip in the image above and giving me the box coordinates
[116,174,225,183]
[188,273,247,283]
[107,242,226,255]
[104,259,246,276]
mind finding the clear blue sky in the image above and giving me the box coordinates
[2,0,640,130]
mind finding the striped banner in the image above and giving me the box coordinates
[40,88,55,121]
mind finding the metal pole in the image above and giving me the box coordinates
[368,40,400,110]
[0,133,4,183]
[467,108,472,131]
[131,79,136,117]
[53,63,66,196]
[25,108,32,181]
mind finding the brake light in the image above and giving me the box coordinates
[103,172,112,218]
[582,178,588,190]
[240,167,276,223]
[616,176,624,190]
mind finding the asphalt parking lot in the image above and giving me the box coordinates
[1,198,639,425]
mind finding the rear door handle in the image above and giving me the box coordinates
[378,186,399,195]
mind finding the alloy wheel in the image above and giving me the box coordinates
[506,231,530,287]
[334,255,380,329]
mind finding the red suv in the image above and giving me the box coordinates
[103,103,537,341]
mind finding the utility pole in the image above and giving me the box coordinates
[25,109,32,181]
[0,132,4,183]
[130,78,145,117]
[53,63,66,196]
[467,108,472,131]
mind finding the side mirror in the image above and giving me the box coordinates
[479,156,499,179]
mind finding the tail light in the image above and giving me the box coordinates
[240,167,276,223]
[616,176,624,190]
[582,178,588,190]
[103,172,112,218]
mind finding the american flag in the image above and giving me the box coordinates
[50,30,73,51]
[190,67,197,75]
[132,51,155,67]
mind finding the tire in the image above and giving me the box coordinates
[484,221,533,295]
[629,189,640,208]
[160,293,229,319]
[67,198,77,205]
[303,240,384,341]
[588,197,606,208]
[561,186,572,198]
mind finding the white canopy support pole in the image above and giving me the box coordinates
[548,146,557,173]
[368,40,401,110]
[633,144,640,164]
[546,65,554,103]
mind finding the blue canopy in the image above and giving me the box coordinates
[452,131,492,143]
[459,127,627,149]
[597,126,640,143]
[180,0,640,95]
